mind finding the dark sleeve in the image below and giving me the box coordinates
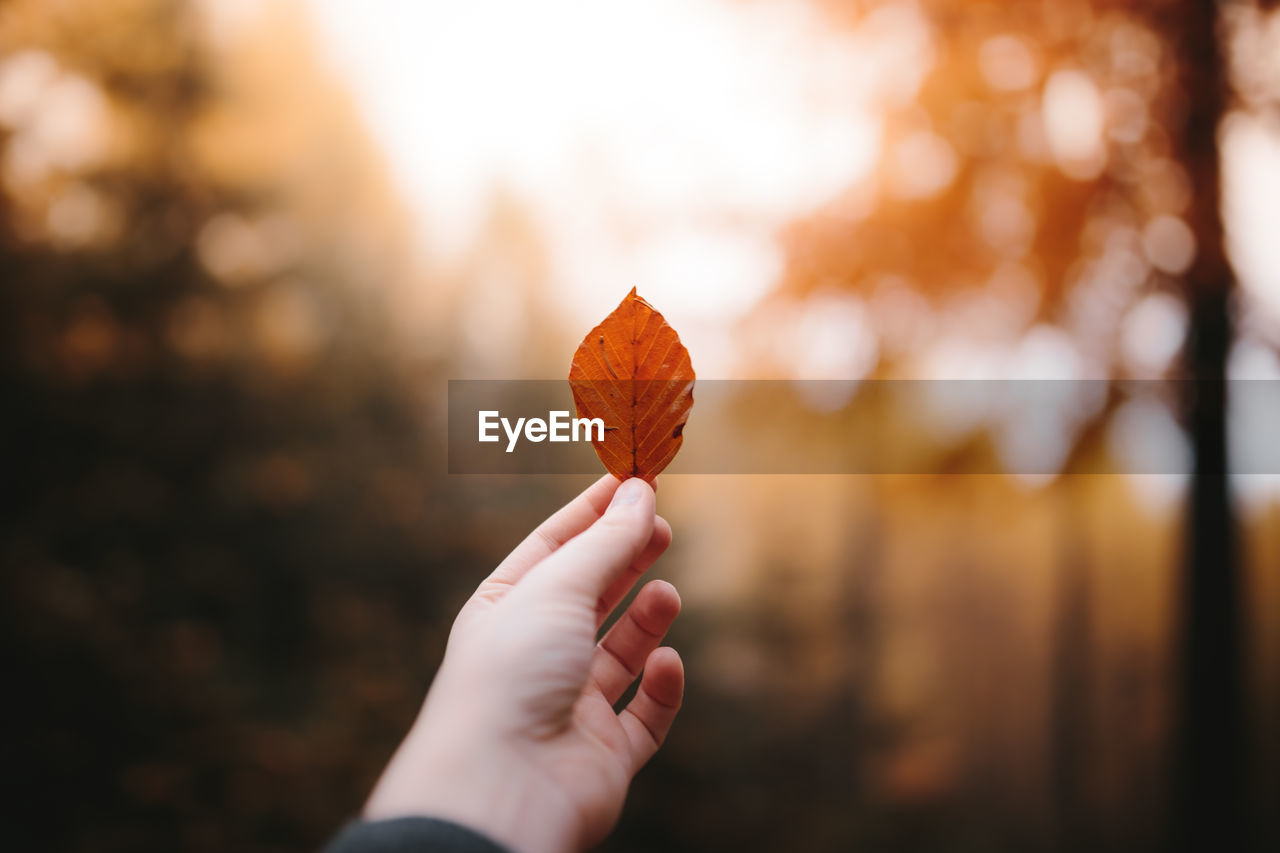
[325,816,512,853]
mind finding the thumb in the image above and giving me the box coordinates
[520,477,656,604]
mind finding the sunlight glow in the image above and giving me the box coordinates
[1223,111,1280,329]
[978,35,1038,92]
[304,0,887,372]
[1042,69,1105,180]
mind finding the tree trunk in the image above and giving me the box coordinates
[1157,1,1250,850]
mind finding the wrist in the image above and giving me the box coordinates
[365,721,581,853]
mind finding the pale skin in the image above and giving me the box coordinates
[364,475,684,853]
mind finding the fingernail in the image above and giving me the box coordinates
[608,477,646,511]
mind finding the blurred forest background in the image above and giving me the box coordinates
[2,0,1279,851]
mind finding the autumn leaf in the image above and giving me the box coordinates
[569,288,695,482]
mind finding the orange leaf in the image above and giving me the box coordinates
[568,288,695,482]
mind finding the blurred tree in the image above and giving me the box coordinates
[1154,3,1247,851]
[0,1,478,850]
[774,0,1272,849]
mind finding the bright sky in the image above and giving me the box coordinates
[300,0,1280,358]
[302,0,904,374]
[294,0,1280,503]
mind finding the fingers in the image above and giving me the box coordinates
[588,580,681,705]
[478,475,619,592]
[620,647,684,772]
[595,515,671,627]
[521,478,657,604]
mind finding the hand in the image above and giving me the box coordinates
[364,475,684,853]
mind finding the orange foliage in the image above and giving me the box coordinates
[569,288,695,481]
